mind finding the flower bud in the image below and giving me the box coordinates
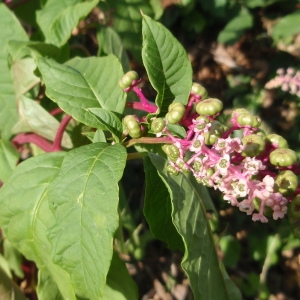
[275,170,298,196]
[265,134,289,149]
[196,98,223,116]
[241,134,266,157]
[123,115,142,138]
[118,71,139,89]
[269,148,297,167]
[191,82,208,99]
[165,102,185,124]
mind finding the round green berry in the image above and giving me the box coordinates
[241,134,266,157]
[231,108,251,118]
[151,118,166,133]
[196,98,223,116]
[265,134,289,149]
[166,102,185,124]
[123,115,142,138]
[191,82,208,99]
[275,170,298,196]
[118,71,139,89]
[236,113,261,128]
[167,165,179,176]
[269,148,297,167]
[204,121,224,145]
[162,144,180,161]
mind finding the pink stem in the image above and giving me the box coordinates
[12,133,53,152]
[52,115,72,151]
[132,86,157,113]
[50,108,64,116]
[126,102,157,113]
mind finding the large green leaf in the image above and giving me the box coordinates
[106,0,155,61]
[0,152,77,300]
[142,15,192,114]
[36,55,125,128]
[47,143,127,298]
[148,153,242,300]
[15,96,73,149]
[144,156,184,251]
[36,0,98,47]
[102,251,138,300]
[217,8,253,45]
[0,140,19,183]
[0,3,28,138]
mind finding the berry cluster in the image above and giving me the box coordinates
[120,71,300,223]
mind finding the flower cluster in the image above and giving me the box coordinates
[120,72,300,223]
[265,68,300,97]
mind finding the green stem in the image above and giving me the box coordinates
[124,137,173,148]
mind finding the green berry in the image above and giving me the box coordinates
[123,115,142,138]
[265,134,289,149]
[118,71,139,89]
[167,165,179,176]
[275,170,298,196]
[162,144,180,161]
[231,108,251,118]
[151,118,166,133]
[241,134,266,157]
[204,121,224,145]
[269,148,297,167]
[191,83,208,99]
[166,102,185,124]
[196,98,223,116]
[236,113,261,128]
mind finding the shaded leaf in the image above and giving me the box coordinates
[106,0,155,61]
[47,143,127,298]
[102,251,138,300]
[36,0,99,47]
[97,26,130,72]
[148,153,241,300]
[142,15,192,114]
[217,8,253,45]
[144,156,184,251]
[0,152,77,300]
[15,96,73,149]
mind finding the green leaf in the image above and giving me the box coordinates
[14,96,73,149]
[148,153,242,300]
[97,26,130,72]
[102,251,138,300]
[0,140,19,183]
[166,123,186,138]
[88,108,123,142]
[36,55,125,128]
[7,41,68,63]
[36,0,99,47]
[0,3,28,138]
[271,10,300,44]
[217,8,253,45]
[142,15,192,114]
[144,156,184,251]
[0,152,77,300]
[47,143,127,298]
[37,269,64,300]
